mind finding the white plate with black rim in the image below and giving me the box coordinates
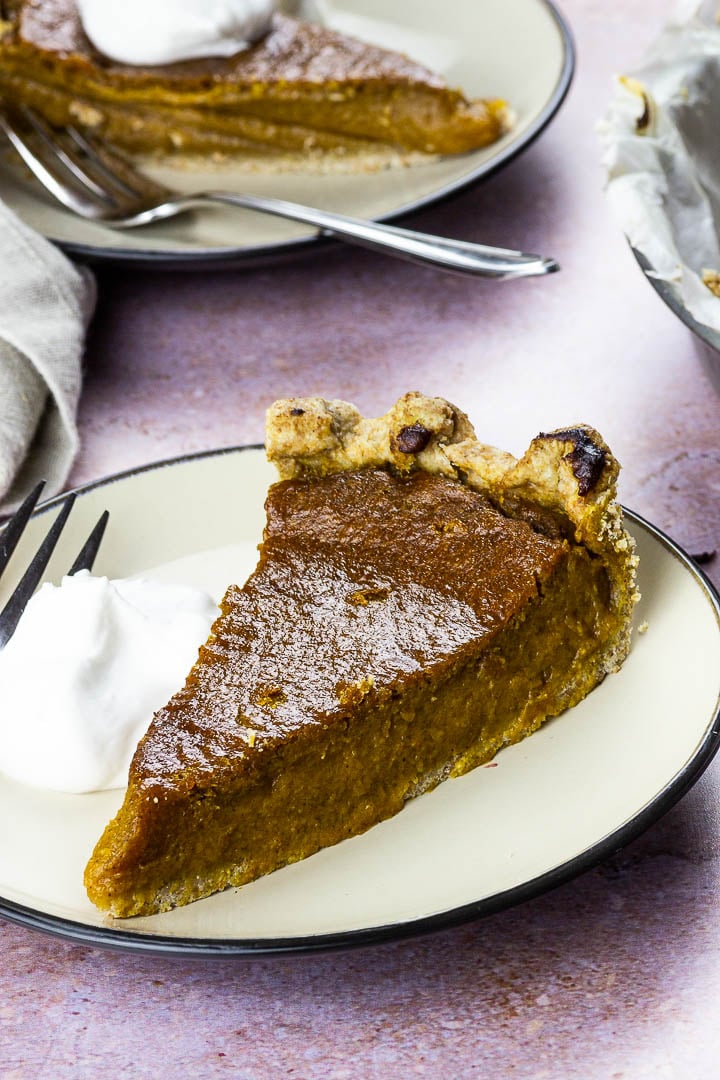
[0,446,719,956]
[0,0,574,269]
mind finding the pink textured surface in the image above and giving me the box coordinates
[4,2,720,1077]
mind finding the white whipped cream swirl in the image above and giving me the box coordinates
[77,0,285,66]
[0,571,217,793]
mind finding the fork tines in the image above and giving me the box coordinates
[68,509,109,576]
[0,105,166,220]
[0,489,109,649]
[0,480,46,579]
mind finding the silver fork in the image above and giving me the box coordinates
[0,105,559,280]
[0,482,109,649]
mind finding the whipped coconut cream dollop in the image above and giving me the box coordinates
[76,0,292,66]
[0,571,217,793]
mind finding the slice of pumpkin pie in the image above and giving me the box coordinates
[0,1,510,159]
[85,393,638,918]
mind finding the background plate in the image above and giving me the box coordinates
[0,447,719,956]
[0,0,574,268]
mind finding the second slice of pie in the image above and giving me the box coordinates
[0,2,511,160]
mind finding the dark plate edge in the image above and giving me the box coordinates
[632,247,720,358]
[1,449,719,957]
[42,0,576,271]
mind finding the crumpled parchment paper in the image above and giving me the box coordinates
[601,0,720,335]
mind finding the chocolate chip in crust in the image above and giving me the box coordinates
[395,424,432,455]
[539,428,607,496]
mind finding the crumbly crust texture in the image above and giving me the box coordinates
[268,393,626,546]
[267,391,639,673]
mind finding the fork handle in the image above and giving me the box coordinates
[188,191,559,280]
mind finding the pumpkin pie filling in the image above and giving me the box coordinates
[84,394,638,918]
[0,0,511,159]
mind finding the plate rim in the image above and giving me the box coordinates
[2,444,719,957]
[27,0,576,270]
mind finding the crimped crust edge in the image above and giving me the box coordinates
[266,392,640,670]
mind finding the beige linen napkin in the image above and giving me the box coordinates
[0,198,96,514]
